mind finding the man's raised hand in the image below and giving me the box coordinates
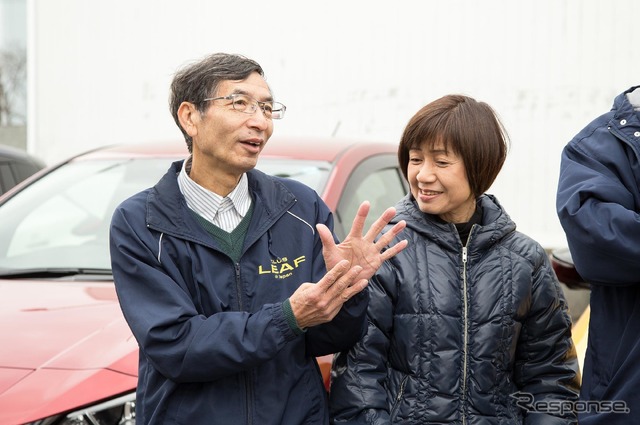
[317,201,408,281]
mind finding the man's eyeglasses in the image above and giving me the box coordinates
[203,93,286,119]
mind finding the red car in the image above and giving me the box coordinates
[0,136,407,424]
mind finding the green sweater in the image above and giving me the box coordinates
[192,205,305,335]
[192,205,253,263]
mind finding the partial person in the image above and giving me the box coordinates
[109,52,407,425]
[330,94,580,424]
[556,85,640,424]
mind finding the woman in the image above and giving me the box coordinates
[329,94,580,424]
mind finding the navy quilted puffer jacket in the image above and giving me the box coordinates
[330,194,580,425]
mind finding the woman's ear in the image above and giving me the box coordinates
[177,102,200,139]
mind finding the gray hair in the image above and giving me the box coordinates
[169,53,265,152]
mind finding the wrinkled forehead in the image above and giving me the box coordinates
[214,72,272,99]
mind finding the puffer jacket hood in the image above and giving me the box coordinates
[394,193,515,253]
[330,194,580,425]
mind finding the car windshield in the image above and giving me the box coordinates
[256,158,330,190]
[0,156,330,275]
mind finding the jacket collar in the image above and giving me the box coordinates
[394,193,516,251]
[610,85,640,153]
[145,160,296,243]
[625,86,640,111]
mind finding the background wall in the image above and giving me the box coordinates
[26,0,640,249]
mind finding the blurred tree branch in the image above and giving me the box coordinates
[0,47,27,126]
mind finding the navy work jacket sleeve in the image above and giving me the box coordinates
[556,87,640,286]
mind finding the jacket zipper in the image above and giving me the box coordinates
[234,262,244,310]
[390,375,409,420]
[235,262,253,425]
[461,246,469,425]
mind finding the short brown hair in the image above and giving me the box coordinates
[398,94,509,197]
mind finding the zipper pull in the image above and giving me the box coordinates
[462,246,468,263]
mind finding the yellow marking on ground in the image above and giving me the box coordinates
[572,305,590,378]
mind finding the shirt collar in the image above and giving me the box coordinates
[177,156,251,219]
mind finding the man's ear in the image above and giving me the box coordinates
[177,102,200,138]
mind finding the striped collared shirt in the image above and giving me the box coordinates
[177,157,251,232]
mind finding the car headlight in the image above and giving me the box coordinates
[25,392,135,425]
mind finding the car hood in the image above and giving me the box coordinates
[0,278,138,424]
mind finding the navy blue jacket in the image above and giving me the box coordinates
[109,161,368,425]
[557,86,640,424]
[330,195,579,424]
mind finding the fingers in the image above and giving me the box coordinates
[379,239,409,261]
[345,201,371,239]
[360,206,408,259]
[311,259,358,293]
[373,219,407,249]
[344,202,399,242]
[339,278,369,301]
[375,220,409,263]
[290,261,367,329]
[363,206,398,240]
[316,223,336,248]
[322,260,362,295]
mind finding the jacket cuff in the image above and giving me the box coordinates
[282,298,307,336]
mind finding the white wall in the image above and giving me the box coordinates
[27,0,640,249]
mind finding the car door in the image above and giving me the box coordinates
[334,154,409,240]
